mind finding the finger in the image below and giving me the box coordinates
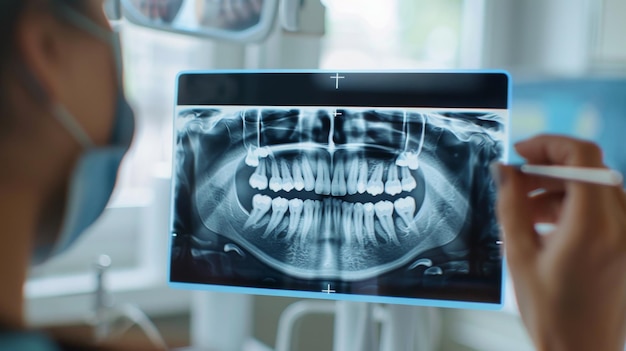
[494,164,539,267]
[515,134,605,168]
[529,191,564,224]
[520,173,566,195]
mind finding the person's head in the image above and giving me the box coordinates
[0,0,132,262]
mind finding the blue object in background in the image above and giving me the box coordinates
[511,78,626,179]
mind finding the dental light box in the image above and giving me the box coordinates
[169,71,510,309]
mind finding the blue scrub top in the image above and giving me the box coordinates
[0,330,61,351]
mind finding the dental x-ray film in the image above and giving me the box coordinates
[169,71,509,309]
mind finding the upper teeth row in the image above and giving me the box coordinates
[243,195,417,247]
[249,156,418,196]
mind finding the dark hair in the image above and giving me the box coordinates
[0,0,86,129]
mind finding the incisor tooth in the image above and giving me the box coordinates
[263,197,289,238]
[244,194,272,229]
[331,158,347,196]
[394,196,416,228]
[347,158,359,195]
[366,164,384,196]
[385,165,402,195]
[315,157,331,195]
[292,161,305,191]
[342,202,354,246]
[286,199,304,241]
[280,160,294,192]
[269,159,282,192]
[401,167,417,192]
[357,159,368,194]
[363,203,378,246]
[249,158,268,190]
[375,201,400,245]
[353,203,365,248]
[301,155,316,192]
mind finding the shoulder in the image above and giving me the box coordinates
[0,330,61,351]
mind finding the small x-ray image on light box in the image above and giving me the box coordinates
[169,72,509,308]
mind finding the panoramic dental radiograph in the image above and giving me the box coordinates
[170,72,508,306]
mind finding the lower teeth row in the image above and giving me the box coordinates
[244,195,417,247]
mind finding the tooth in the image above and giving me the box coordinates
[245,147,259,167]
[366,164,384,196]
[301,155,316,192]
[300,200,316,244]
[244,194,272,229]
[285,198,304,241]
[280,160,294,192]
[331,158,347,196]
[255,146,271,158]
[263,197,289,238]
[352,203,365,248]
[292,161,305,191]
[342,202,354,246]
[375,201,400,245]
[346,158,359,195]
[321,199,333,240]
[357,160,368,194]
[249,158,268,190]
[384,165,402,196]
[363,203,378,246]
[401,167,417,192]
[269,159,282,192]
[315,157,331,195]
[395,152,408,167]
[332,199,343,239]
[394,196,416,227]
[406,152,419,170]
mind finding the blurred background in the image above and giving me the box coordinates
[27,0,625,350]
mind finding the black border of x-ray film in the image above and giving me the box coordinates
[169,70,510,310]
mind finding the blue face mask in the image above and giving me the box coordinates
[32,5,135,265]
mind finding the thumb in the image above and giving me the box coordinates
[493,164,539,267]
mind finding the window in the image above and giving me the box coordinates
[320,0,465,69]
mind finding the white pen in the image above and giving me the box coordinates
[512,164,624,186]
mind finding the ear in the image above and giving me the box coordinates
[13,7,68,103]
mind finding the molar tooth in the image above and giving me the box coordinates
[245,147,259,167]
[406,152,419,170]
[394,196,416,228]
[315,157,331,195]
[357,159,368,194]
[363,202,378,246]
[301,155,316,192]
[280,160,294,192]
[342,202,354,246]
[401,167,417,192]
[249,158,268,190]
[286,198,304,241]
[292,161,305,191]
[346,157,359,195]
[331,158,347,196]
[269,159,282,192]
[263,197,289,238]
[366,164,384,196]
[255,146,271,158]
[395,152,408,167]
[352,203,365,248]
[374,201,400,245]
[244,194,272,229]
[384,165,402,196]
